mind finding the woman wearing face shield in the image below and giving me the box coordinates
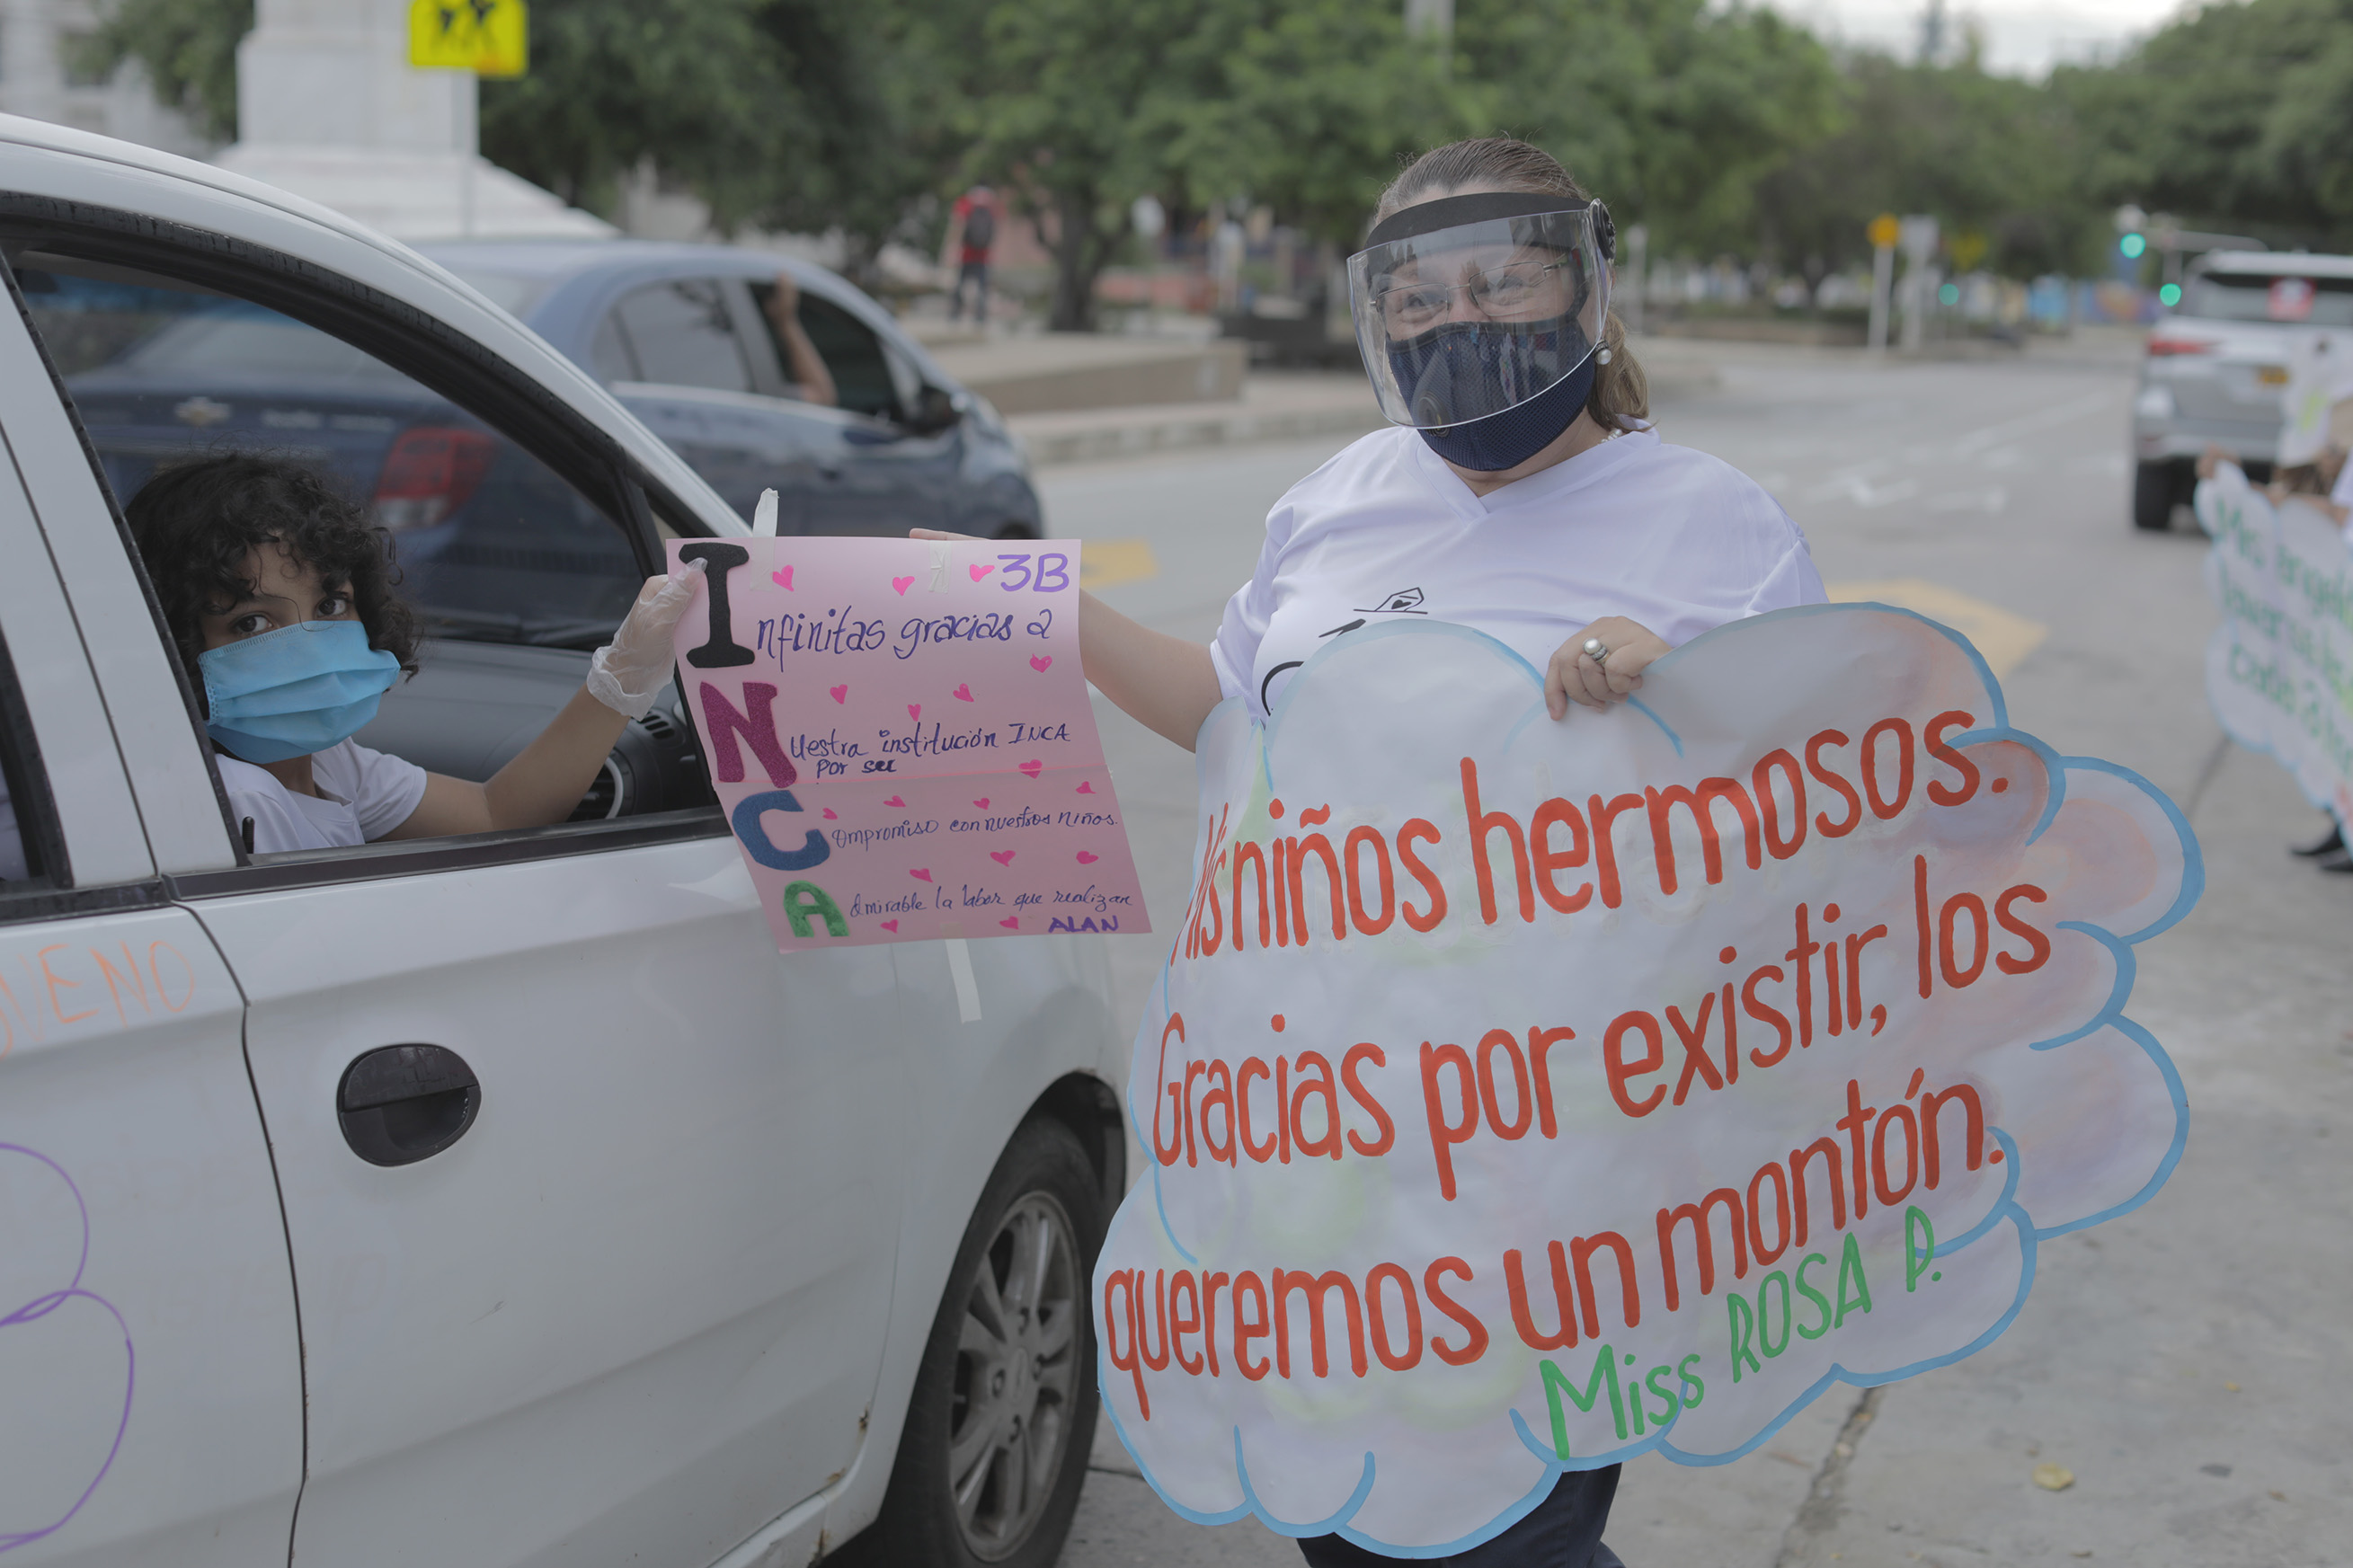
[1063,137,1824,767]
[921,137,1823,1566]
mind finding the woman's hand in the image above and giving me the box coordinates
[1545,616,1671,719]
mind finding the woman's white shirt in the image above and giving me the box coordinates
[218,740,428,854]
[1212,424,1825,717]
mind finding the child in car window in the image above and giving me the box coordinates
[127,454,701,855]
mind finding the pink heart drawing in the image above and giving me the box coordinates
[1018,760,1043,780]
[908,704,922,722]
[1076,851,1100,864]
[884,795,906,807]
[892,575,917,595]
[990,850,1017,866]
[772,566,795,589]
[1030,655,1053,673]
[910,869,933,882]
[880,919,899,934]
[999,916,1019,930]
[821,808,838,819]
[829,684,848,704]
[970,563,996,581]
[953,684,974,702]
[972,797,990,809]
[1075,781,1095,794]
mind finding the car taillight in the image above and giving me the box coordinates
[2145,333,2219,357]
[374,427,496,530]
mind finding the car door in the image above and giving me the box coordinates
[0,276,303,1564]
[747,279,965,536]
[602,276,847,530]
[10,230,907,1568]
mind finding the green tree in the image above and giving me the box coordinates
[478,0,796,226]
[1170,0,1487,251]
[1754,51,2100,284]
[2054,0,2353,248]
[80,0,250,141]
[1453,0,1844,257]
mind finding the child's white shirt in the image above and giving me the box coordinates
[218,739,428,854]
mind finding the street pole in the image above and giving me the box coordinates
[1866,213,1898,355]
[457,72,477,239]
[1624,223,1647,336]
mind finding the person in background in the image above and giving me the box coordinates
[2198,409,2353,868]
[947,183,998,326]
[762,270,838,407]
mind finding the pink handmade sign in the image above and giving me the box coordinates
[666,536,1150,952]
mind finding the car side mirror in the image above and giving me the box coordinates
[909,385,963,435]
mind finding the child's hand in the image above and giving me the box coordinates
[587,558,706,719]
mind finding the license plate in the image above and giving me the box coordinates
[2259,364,2290,385]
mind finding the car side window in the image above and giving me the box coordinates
[750,282,902,422]
[610,279,753,394]
[12,249,706,860]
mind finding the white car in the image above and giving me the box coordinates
[0,115,1123,1568]
[2129,249,2353,529]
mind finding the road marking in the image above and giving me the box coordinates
[1080,538,1159,591]
[1826,578,2048,678]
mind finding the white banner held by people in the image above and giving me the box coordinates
[2199,465,2353,826]
[1093,607,2198,1555]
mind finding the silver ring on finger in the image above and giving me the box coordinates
[1583,636,1611,665]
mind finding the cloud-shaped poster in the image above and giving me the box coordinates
[1094,607,2198,1555]
[2198,466,2353,828]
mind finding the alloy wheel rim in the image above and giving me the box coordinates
[948,1191,1083,1560]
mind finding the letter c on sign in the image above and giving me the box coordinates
[732,790,830,871]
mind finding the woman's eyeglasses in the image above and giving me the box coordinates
[1379,258,1576,328]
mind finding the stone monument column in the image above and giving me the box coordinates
[218,0,611,243]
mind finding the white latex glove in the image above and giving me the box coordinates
[587,557,706,719]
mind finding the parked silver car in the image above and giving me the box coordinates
[2130,250,2353,529]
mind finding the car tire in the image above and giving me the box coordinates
[2133,460,2180,531]
[848,1117,1105,1568]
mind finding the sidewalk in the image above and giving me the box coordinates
[1008,350,1726,468]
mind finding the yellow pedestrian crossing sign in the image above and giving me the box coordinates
[409,0,528,78]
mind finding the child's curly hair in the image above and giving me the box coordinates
[124,454,420,694]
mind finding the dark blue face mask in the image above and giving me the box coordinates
[1385,320,1597,473]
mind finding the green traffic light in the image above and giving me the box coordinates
[2120,234,2147,259]
[2159,283,2182,307]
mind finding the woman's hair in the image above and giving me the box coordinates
[125,453,420,683]
[1374,136,1648,433]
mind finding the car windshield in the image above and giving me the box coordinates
[2182,270,2353,326]
[18,257,644,650]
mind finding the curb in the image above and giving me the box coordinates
[1016,404,1385,467]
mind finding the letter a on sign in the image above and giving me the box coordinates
[408,0,528,77]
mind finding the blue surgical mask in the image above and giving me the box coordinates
[198,620,400,764]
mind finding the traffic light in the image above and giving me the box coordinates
[2119,234,2147,260]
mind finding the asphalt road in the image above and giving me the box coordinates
[1042,335,2349,1568]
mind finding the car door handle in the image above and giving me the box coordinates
[337,1044,482,1167]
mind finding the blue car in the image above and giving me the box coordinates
[421,240,1043,539]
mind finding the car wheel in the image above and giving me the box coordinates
[853,1117,1103,1567]
[2132,460,2180,531]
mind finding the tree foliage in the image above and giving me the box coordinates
[82,0,2353,307]
[81,0,250,142]
[2055,0,2353,249]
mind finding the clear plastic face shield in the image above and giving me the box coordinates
[1348,193,1613,431]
